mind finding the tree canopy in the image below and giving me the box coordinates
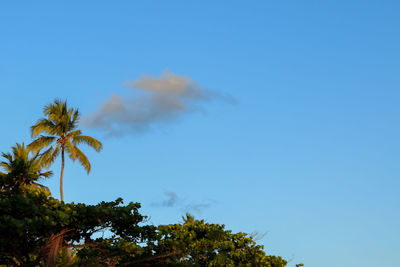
[0,184,287,266]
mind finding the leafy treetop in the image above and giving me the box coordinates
[28,99,102,201]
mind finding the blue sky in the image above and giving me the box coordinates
[1,1,400,266]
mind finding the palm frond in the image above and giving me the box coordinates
[1,152,12,161]
[28,136,57,153]
[31,119,58,137]
[65,138,77,161]
[0,153,12,171]
[73,145,91,173]
[12,143,29,160]
[40,171,53,178]
[72,109,80,123]
[0,143,52,188]
[0,162,10,172]
[67,109,80,131]
[67,130,82,138]
[32,182,51,193]
[44,99,64,117]
[39,147,53,166]
[72,135,102,152]
[40,145,60,168]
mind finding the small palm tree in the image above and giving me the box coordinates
[28,100,102,201]
[0,143,52,191]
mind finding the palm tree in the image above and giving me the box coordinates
[28,100,102,201]
[0,143,52,191]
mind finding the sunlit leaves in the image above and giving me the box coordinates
[29,99,103,174]
[0,143,52,191]
[28,99,103,200]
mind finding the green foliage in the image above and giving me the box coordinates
[70,213,287,266]
[0,186,57,265]
[0,185,153,266]
[0,183,286,266]
[0,143,52,192]
[0,158,153,266]
[149,214,287,267]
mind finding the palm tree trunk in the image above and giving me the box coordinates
[60,149,65,202]
[59,148,72,263]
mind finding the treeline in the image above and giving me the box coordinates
[0,100,288,266]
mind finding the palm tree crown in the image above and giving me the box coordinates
[28,99,102,201]
[0,143,52,191]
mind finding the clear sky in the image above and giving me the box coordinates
[1,1,399,266]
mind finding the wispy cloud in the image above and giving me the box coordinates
[184,199,217,214]
[151,192,178,207]
[83,71,232,135]
[151,191,216,214]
